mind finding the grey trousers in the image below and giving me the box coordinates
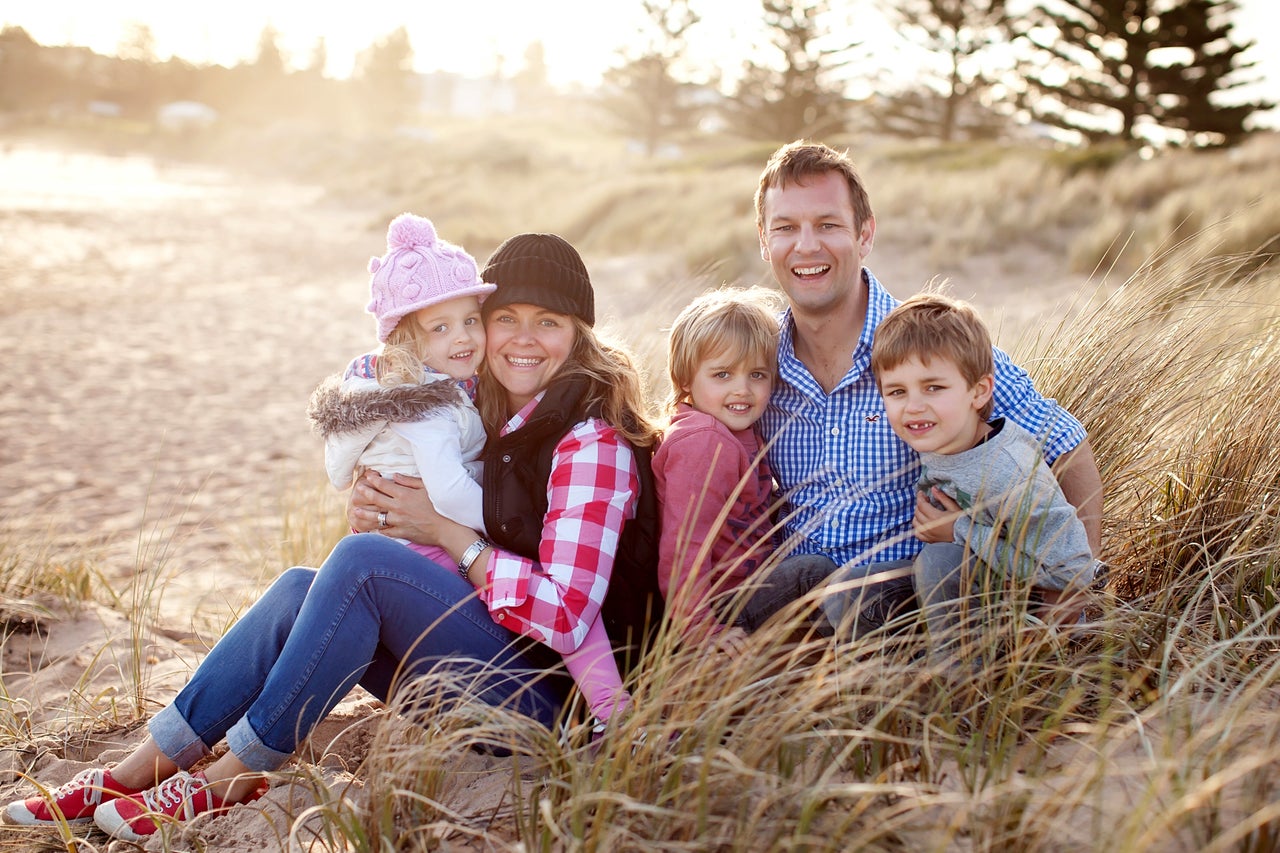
[735,553,840,636]
[913,542,978,661]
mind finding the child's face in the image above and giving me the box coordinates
[683,346,774,433]
[878,355,993,455]
[410,295,485,381]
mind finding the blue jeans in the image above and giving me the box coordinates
[149,534,570,772]
[735,553,840,636]
[820,558,918,640]
[914,543,973,638]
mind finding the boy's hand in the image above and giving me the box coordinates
[914,487,961,543]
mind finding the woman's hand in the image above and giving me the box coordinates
[349,471,446,546]
[914,487,961,544]
[348,471,486,574]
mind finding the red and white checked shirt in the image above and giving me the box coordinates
[478,393,639,654]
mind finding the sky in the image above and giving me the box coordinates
[5,0,1279,117]
[3,0,748,84]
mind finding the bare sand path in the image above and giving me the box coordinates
[0,145,716,624]
[0,144,378,619]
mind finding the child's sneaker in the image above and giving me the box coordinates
[3,767,142,826]
[589,717,609,744]
[93,770,265,842]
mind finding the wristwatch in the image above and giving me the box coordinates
[1088,558,1109,589]
[457,538,491,582]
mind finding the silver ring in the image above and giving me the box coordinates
[377,511,388,529]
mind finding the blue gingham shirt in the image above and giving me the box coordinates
[760,269,1087,568]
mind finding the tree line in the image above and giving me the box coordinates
[1,0,1271,153]
[0,23,419,132]
[610,0,1273,151]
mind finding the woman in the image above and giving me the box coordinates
[3,233,662,842]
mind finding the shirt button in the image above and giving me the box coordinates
[502,454,512,463]
[831,426,840,436]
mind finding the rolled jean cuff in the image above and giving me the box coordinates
[148,704,212,769]
[226,716,294,773]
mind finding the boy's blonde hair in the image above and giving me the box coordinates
[871,293,996,420]
[666,286,783,411]
[476,317,660,448]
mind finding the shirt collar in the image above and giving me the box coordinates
[778,267,894,370]
[500,390,548,437]
[861,267,898,348]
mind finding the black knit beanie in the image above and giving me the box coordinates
[480,233,595,326]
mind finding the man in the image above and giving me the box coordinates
[741,140,1103,635]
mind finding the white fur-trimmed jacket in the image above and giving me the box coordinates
[307,365,488,535]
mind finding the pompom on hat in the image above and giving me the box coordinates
[366,213,496,342]
[480,232,595,326]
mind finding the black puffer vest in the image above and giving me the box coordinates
[482,374,662,674]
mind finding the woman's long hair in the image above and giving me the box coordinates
[477,318,660,448]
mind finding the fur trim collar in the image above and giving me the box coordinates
[307,374,466,437]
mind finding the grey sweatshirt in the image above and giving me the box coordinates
[918,419,1094,591]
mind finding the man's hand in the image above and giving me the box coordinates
[1052,440,1104,555]
[914,487,961,544]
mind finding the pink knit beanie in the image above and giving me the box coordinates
[366,213,496,342]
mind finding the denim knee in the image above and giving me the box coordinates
[155,564,317,765]
[821,559,916,638]
[736,553,838,632]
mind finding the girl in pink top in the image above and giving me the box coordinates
[653,287,783,655]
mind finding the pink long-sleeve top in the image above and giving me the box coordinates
[653,403,778,642]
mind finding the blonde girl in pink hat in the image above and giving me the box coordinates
[306,212,496,571]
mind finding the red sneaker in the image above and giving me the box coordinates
[93,770,265,842]
[3,767,142,826]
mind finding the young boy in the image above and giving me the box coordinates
[653,286,785,656]
[869,293,1100,662]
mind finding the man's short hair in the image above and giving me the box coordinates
[754,140,874,231]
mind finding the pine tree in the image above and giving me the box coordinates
[0,27,74,111]
[726,0,858,142]
[1018,0,1272,147]
[354,27,418,127]
[600,0,705,156]
[1144,0,1270,145]
[875,0,1014,141]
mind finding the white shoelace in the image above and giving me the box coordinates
[52,768,105,807]
[143,772,201,814]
